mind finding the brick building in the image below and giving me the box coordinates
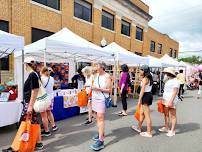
[0,0,179,82]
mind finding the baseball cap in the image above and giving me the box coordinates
[24,56,35,64]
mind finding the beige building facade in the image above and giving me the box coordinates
[0,0,179,82]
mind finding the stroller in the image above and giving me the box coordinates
[186,79,199,90]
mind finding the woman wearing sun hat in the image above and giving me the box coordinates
[159,67,180,137]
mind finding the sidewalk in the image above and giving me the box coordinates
[0,90,201,152]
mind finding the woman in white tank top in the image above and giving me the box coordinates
[90,63,112,151]
[132,65,153,138]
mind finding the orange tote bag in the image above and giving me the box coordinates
[11,117,40,152]
[157,99,165,113]
[77,90,88,107]
[134,105,140,121]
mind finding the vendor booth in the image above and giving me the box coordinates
[0,30,24,127]
[14,27,115,120]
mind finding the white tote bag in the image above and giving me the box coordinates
[33,75,51,112]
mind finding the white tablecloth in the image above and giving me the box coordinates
[0,101,23,127]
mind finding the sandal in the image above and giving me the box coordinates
[131,125,141,133]
[118,113,127,116]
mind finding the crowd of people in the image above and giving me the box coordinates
[2,56,202,152]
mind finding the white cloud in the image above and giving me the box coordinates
[142,0,202,53]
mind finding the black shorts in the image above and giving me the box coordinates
[142,92,153,106]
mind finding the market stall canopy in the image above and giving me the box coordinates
[147,55,162,67]
[0,30,24,58]
[102,42,149,65]
[160,54,180,67]
[14,28,114,63]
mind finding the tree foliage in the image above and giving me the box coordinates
[178,56,202,65]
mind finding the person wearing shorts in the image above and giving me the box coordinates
[40,67,58,137]
[159,67,180,137]
[132,65,153,138]
[82,66,94,125]
[90,63,112,151]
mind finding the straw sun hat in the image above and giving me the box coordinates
[163,67,176,76]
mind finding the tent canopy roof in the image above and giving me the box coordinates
[0,30,24,58]
[103,42,149,65]
[15,28,114,63]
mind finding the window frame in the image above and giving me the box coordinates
[31,27,54,43]
[74,0,92,23]
[157,43,162,54]
[101,10,115,31]
[0,20,10,71]
[150,41,156,52]
[32,0,60,10]
[121,19,131,37]
[169,48,173,57]
[136,26,143,41]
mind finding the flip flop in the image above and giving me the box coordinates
[118,113,127,116]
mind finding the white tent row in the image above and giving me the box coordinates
[14,27,117,101]
[160,54,180,67]
[103,42,149,65]
[0,30,24,58]
[14,28,115,63]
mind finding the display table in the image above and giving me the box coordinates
[52,96,80,121]
[0,100,23,127]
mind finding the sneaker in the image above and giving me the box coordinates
[166,131,175,137]
[158,127,169,133]
[84,120,93,125]
[90,140,104,151]
[140,132,152,138]
[92,134,99,141]
[52,126,58,132]
[41,130,51,137]
[35,143,44,150]
[131,125,141,133]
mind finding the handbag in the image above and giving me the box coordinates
[77,89,88,107]
[33,73,51,112]
[98,76,112,108]
[134,105,140,121]
[157,99,165,113]
[11,114,40,152]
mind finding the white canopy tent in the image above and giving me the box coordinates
[147,55,163,67]
[14,28,114,63]
[0,30,24,58]
[102,42,149,65]
[14,27,115,100]
[160,54,180,67]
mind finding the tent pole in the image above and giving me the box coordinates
[44,48,46,66]
[22,49,24,101]
[159,67,163,96]
[113,53,118,107]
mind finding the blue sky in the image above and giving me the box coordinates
[142,0,202,57]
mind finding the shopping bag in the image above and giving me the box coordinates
[157,99,165,113]
[33,80,51,112]
[77,90,88,107]
[11,116,40,152]
[134,105,140,121]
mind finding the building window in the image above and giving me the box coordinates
[150,41,155,52]
[136,26,143,41]
[74,0,92,22]
[169,48,173,57]
[157,43,162,54]
[0,20,9,32]
[121,20,131,36]
[174,50,177,58]
[32,0,60,10]
[32,28,54,42]
[0,20,9,71]
[135,52,142,56]
[102,10,114,31]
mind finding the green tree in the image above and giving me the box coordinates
[178,56,202,65]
